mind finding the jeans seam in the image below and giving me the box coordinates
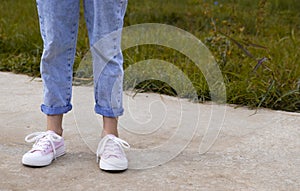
[66,20,78,103]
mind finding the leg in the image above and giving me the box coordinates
[84,0,128,136]
[22,0,80,167]
[85,0,130,172]
[37,0,80,135]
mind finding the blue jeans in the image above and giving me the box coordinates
[36,0,127,117]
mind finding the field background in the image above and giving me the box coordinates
[0,0,299,112]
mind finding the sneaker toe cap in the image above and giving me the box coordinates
[22,151,53,166]
[100,157,128,170]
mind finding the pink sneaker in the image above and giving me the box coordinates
[96,134,130,172]
[22,130,65,167]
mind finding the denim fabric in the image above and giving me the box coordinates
[36,0,127,117]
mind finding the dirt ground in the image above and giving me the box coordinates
[0,72,299,191]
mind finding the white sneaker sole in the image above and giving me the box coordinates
[99,159,128,172]
[22,145,65,167]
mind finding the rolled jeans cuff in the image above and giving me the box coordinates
[41,104,72,115]
[94,104,123,118]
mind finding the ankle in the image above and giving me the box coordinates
[101,130,118,138]
[47,128,63,136]
[102,116,119,137]
[47,114,64,136]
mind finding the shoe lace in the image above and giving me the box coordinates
[25,131,62,159]
[96,135,130,163]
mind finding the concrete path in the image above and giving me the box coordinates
[0,72,299,191]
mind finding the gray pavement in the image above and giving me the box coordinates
[0,72,299,191]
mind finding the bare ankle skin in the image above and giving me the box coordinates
[47,114,63,136]
[102,117,118,137]
[46,115,118,137]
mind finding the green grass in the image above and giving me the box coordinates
[1,0,299,112]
